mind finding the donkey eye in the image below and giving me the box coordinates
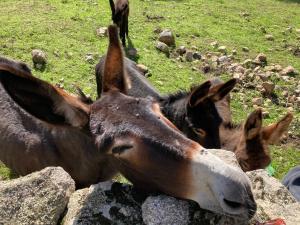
[112,145,133,155]
[193,128,206,137]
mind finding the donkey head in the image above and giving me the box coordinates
[185,79,236,148]
[230,109,293,171]
[88,25,256,219]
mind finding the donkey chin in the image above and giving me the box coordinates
[187,148,256,220]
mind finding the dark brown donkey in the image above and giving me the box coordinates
[109,0,129,47]
[0,26,256,220]
[96,56,237,148]
[208,78,293,171]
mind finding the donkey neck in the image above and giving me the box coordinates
[160,91,189,130]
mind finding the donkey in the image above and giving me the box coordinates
[220,109,293,171]
[0,25,256,220]
[109,0,129,47]
[207,78,293,171]
[96,56,236,148]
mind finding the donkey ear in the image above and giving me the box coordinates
[0,61,90,128]
[102,25,129,94]
[244,109,263,140]
[209,78,237,102]
[188,81,211,107]
[262,113,293,144]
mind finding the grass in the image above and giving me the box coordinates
[0,0,299,180]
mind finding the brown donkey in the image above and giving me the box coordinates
[109,0,129,47]
[0,25,256,220]
[220,109,293,172]
[96,56,237,148]
[209,78,293,171]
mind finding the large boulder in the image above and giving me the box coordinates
[247,170,300,225]
[0,167,75,225]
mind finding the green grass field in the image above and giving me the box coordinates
[0,0,299,180]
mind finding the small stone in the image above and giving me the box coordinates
[185,51,194,62]
[202,64,211,73]
[217,46,227,53]
[85,54,94,64]
[158,29,175,46]
[96,27,108,37]
[232,49,237,55]
[296,29,300,33]
[242,47,249,52]
[252,97,263,106]
[192,52,201,60]
[176,46,186,56]
[156,42,169,54]
[210,41,219,48]
[262,82,275,95]
[192,67,198,71]
[31,49,47,65]
[66,52,73,59]
[254,53,267,65]
[281,66,298,76]
[265,34,274,41]
[136,64,149,74]
[218,55,228,63]
[127,48,138,58]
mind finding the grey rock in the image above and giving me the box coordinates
[127,47,138,58]
[265,34,274,41]
[232,49,238,55]
[142,195,190,225]
[210,41,219,48]
[31,49,47,65]
[0,167,75,225]
[176,46,186,56]
[247,170,300,224]
[136,64,149,74]
[218,46,227,53]
[218,55,229,63]
[281,66,298,76]
[192,52,201,60]
[252,97,263,106]
[185,51,194,62]
[255,53,267,65]
[158,29,175,46]
[243,59,255,68]
[63,181,144,225]
[85,54,94,64]
[155,41,169,54]
[96,27,108,37]
[242,47,250,52]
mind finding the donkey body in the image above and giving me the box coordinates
[109,0,129,46]
[0,25,256,220]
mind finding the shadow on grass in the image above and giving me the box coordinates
[125,37,140,63]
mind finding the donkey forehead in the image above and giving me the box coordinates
[90,92,162,130]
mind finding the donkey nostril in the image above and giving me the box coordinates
[223,198,243,209]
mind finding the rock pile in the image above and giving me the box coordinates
[1,151,299,225]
